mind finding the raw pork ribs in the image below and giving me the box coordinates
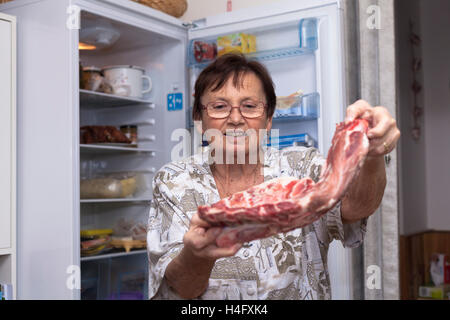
[198,119,370,247]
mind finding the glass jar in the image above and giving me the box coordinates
[120,125,138,147]
[81,66,103,91]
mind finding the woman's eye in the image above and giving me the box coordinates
[243,104,257,109]
[213,104,227,110]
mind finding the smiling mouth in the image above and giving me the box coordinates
[223,130,247,137]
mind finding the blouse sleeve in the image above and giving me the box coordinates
[147,172,190,299]
[323,201,368,248]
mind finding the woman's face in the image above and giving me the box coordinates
[199,72,273,163]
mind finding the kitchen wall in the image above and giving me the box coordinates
[180,0,282,22]
[396,0,427,235]
[420,0,450,231]
[397,0,450,235]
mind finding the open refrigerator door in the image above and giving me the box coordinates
[186,0,352,299]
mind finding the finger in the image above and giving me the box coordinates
[345,100,372,124]
[366,108,396,139]
[202,243,243,260]
[190,212,212,228]
[367,129,400,156]
[186,227,222,251]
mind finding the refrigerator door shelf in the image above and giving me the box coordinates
[189,45,316,69]
[273,92,320,120]
[266,133,316,149]
[187,18,318,68]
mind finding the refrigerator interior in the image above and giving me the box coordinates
[78,10,186,300]
[76,1,348,300]
[187,17,321,151]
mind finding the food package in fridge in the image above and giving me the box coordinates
[246,34,256,53]
[80,229,113,257]
[193,40,217,63]
[80,66,113,93]
[217,33,256,56]
[276,89,304,110]
[113,217,147,241]
[80,172,142,199]
[80,126,132,145]
[108,270,146,300]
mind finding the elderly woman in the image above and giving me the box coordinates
[147,54,400,300]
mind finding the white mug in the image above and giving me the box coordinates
[102,65,152,98]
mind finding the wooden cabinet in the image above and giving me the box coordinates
[400,231,450,300]
[0,12,16,299]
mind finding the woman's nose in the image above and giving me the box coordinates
[228,106,244,124]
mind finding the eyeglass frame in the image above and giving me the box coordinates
[200,100,268,119]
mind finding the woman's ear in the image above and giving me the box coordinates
[266,116,273,132]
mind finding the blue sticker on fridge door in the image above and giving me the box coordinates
[167,93,183,111]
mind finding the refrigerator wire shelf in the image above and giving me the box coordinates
[188,45,316,68]
[80,89,155,109]
[80,144,156,155]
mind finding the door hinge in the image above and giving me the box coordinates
[182,22,196,29]
[182,22,203,30]
[183,18,206,30]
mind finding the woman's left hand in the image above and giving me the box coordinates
[345,100,401,158]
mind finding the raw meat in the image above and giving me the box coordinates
[80,125,131,144]
[198,119,370,247]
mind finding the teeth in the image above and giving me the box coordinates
[225,131,247,137]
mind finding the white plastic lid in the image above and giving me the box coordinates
[101,65,145,72]
[82,66,102,72]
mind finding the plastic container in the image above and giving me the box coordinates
[116,270,147,300]
[80,172,143,199]
[81,67,103,91]
[267,133,315,149]
[273,92,319,119]
[299,18,318,50]
[275,93,303,117]
[301,92,320,118]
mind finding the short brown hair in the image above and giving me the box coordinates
[192,53,276,120]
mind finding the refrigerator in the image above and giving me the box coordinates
[0,0,354,299]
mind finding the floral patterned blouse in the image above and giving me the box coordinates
[147,146,367,300]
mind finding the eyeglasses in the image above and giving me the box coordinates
[201,100,266,119]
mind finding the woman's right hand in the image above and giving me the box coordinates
[165,213,242,299]
[182,213,242,261]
